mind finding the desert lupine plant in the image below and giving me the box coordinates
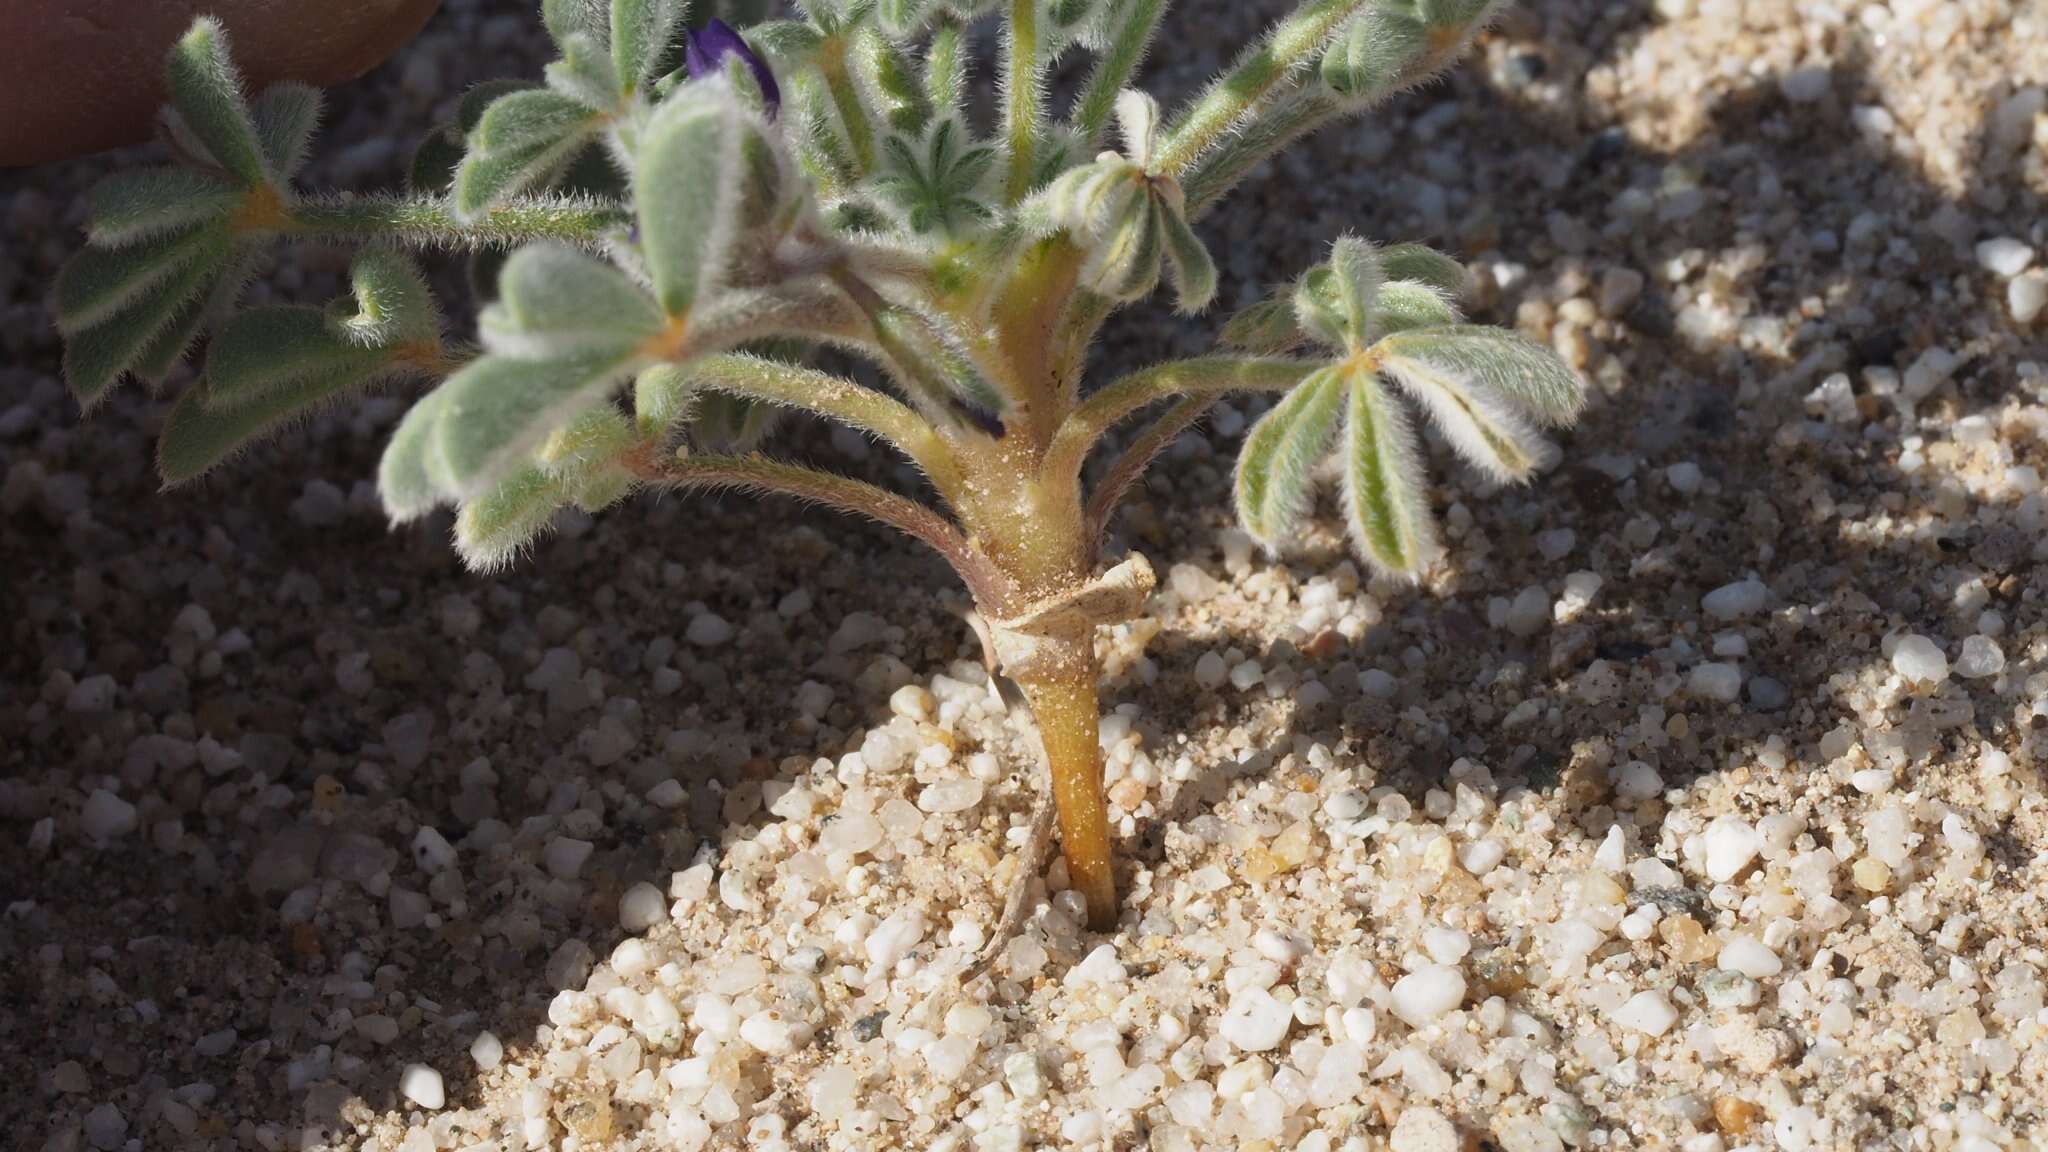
[55,0,1582,934]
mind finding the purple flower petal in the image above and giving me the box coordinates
[685,19,780,118]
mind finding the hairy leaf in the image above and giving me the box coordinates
[1159,203,1217,314]
[1321,7,1429,101]
[1291,265,1349,349]
[480,244,665,359]
[633,364,698,438]
[157,368,360,485]
[338,249,440,348]
[637,88,746,316]
[1375,326,1584,426]
[612,0,686,94]
[127,281,218,386]
[165,18,271,186]
[1377,330,1565,483]
[1341,368,1436,576]
[692,391,780,454]
[203,307,387,408]
[433,352,642,497]
[1220,295,1306,355]
[547,30,624,109]
[55,225,227,334]
[1372,281,1461,336]
[86,168,239,247]
[1113,89,1161,168]
[1328,236,1381,343]
[378,388,455,524]
[453,89,603,221]
[62,238,229,408]
[454,467,567,571]
[542,0,607,49]
[1234,366,1345,545]
[1379,243,1469,298]
[251,83,323,180]
[878,0,938,36]
[539,406,641,509]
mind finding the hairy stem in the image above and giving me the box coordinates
[1001,0,1045,203]
[991,236,1085,447]
[819,38,877,174]
[1071,0,1167,148]
[640,452,1010,607]
[1045,356,1317,485]
[286,193,628,247]
[1180,87,1345,218]
[1085,394,1216,541]
[686,354,965,494]
[1150,0,1368,177]
[1016,658,1117,930]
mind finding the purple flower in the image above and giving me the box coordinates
[685,19,780,118]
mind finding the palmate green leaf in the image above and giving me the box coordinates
[543,0,608,49]
[1158,204,1217,314]
[62,235,231,409]
[1372,281,1461,336]
[638,87,747,316]
[1376,326,1573,483]
[692,391,780,454]
[538,406,641,509]
[1342,367,1437,577]
[480,244,666,360]
[165,18,271,187]
[858,28,933,135]
[1234,366,1346,546]
[432,352,643,498]
[378,388,455,524]
[157,365,363,486]
[878,0,938,37]
[1292,265,1349,349]
[453,89,604,221]
[131,249,256,387]
[337,249,439,348]
[454,466,569,572]
[85,168,240,247]
[547,31,624,110]
[633,364,698,438]
[128,285,216,386]
[1379,243,1469,298]
[1375,325,1584,426]
[1221,294,1307,355]
[250,83,323,180]
[612,0,686,95]
[55,225,227,334]
[203,307,389,409]
[1049,0,1098,29]
[1321,7,1430,101]
[1328,236,1381,342]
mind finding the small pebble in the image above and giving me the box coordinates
[1718,935,1783,978]
[619,882,667,932]
[1703,816,1761,883]
[1219,986,1293,1052]
[1391,1106,1461,1152]
[1976,237,2035,277]
[471,1031,504,1071]
[400,1064,446,1109]
[1390,965,1467,1028]
[80,790,138,841]
[1612,989,1679,1036]
[1890,634,1947,684]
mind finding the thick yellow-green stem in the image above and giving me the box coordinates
[947,445,1120,929]
[1016,655,1117,929]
